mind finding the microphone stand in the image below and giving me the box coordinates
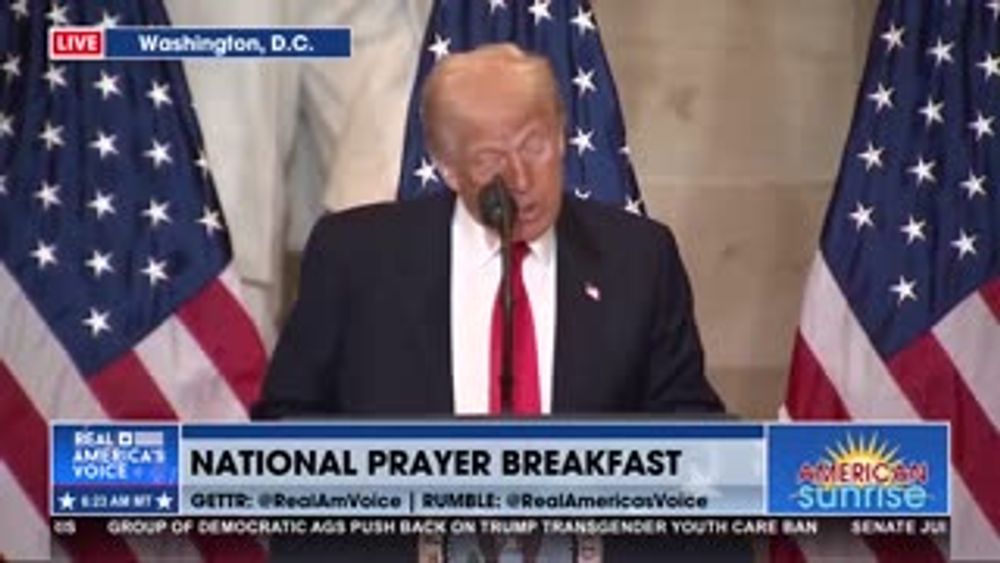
[499,194,514,413]
[478,176,517,413]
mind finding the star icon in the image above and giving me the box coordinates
[87,190,116,219]
[977,52,1000,82]
[927,37,954,66]
[146,80,172,109]
[82,307,111,338]
[907,156,936,186]
[34,181,62,210]
[195,149,210,176]
[141,256,169,287]
[30,239,58,269]
[889,276,917,305]
[143,139,173,169]
[881,22,905,52]
[487,0,507,14]
[624,195,643,215]
[572,67,596,96]
[900,215,926,245]
[90,130,118,159]
[959,170,987,199]
[46,2,70,26]
[58,492,76,511]
[141,198,172,228]
[867,82,894,112]
[156,492,173,510]
[1,54,20,82]
[42,64,68,91]
[528,0,552,25]
[99,9,120,28]
[93,70,121,100]
[38,121,65,151]
[969,111,995,141]
[569,127,595,155]
[951,229,978,259]
[0,111,13,138]
[414,157,439,188]
[10,0,28,19]
[197,206,224,236]
[917,97,945,127]
[848,202,875,231]
[85,249,114,278]
[570,5,596,35]
[989,0,1000,20]
[428,33,450,62]
[856,141,884,171]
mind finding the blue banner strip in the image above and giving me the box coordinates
[104,27,351,59]
[181,423,764,439]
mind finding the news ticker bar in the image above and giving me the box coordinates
[49,27,351,60]
[50,422,950,519]
[49,516,951,541]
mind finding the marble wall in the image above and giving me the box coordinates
[593,0,879,418]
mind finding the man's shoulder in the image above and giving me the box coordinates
[307,193,454,250]
[563,197,679,252]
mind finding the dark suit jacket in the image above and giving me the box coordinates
[253,193,747,562]
[254,193,721,418]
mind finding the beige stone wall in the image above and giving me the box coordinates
[594,0,879,418]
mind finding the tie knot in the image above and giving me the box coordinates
[512,241,530,266]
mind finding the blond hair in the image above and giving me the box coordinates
[420,43,564,163]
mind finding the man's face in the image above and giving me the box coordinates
[440,89,565,242]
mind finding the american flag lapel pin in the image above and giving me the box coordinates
[584,282,601,302]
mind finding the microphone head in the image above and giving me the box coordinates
[477,175,517,231]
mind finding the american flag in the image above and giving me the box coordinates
[781,1,1000,561]
[397,0,643,215]
[0,1,265,560]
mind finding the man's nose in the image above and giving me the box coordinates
[502,153,529,194]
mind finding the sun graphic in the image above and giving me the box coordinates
[822,432,901,487]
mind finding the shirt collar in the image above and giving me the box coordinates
[453,198,555,268]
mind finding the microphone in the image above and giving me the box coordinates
[477,175,517,234]
[477,176,517,413]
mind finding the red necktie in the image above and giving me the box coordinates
[489,242,540,415]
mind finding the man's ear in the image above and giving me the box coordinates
[435,159,459,192]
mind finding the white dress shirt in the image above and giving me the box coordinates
[450,200,557,415]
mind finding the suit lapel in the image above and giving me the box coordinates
[399,194,455,413]
[552,199,604,413]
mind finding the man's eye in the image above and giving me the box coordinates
[472,152,502,173]
[521,136,549,159]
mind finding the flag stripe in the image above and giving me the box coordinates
[769,535,808,563]
[0,463,50,561]
[88,353,178,420]
[176,275,265,411]
[0,362,48,517]
[799,256,916,419]
[64,520,138,563]
[0,267,104,420]
[867,537,945,563]
[952,475,1000,560]
[785,333,851,419]
[886,336,1000,535]
[980,278,1000,323]
[933,291,1000,430]
[133,317,247,421]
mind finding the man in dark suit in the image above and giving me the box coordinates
[254,43,741,562]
